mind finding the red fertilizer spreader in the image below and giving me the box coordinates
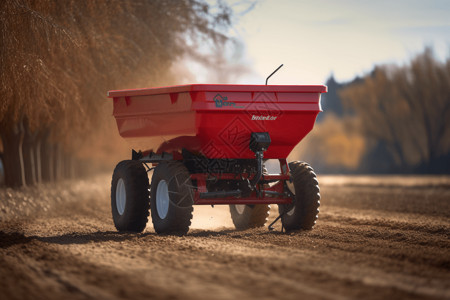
[107,83,327,234]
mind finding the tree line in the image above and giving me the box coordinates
[294,48,450,174]
[0,0,232,187]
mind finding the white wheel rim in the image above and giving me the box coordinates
[287,207,295,216]
[235,205,246,214]
[286,180,296,216]
[156,180,170,219]
[116,178,126,215]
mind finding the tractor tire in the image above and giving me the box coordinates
[150,161,194,235]
[111,160,150,232]
[279,161,320,231]
[229,204,270,230]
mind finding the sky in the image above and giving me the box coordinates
[207,0,450,85]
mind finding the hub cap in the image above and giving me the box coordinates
[156,180,170,219]
[235,205,246,214]
[116,178,126,215]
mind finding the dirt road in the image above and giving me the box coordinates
[1,175,449,300]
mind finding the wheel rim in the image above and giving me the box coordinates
[286,206,295,216]
[156,180,170,219]
[235,205,246,214]
[286,181,296,216]
[116,178,126,215]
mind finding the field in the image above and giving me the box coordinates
[0,175,449,300]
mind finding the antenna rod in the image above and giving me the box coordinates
[265,64,284,85]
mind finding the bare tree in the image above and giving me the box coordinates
[339,48,450,172]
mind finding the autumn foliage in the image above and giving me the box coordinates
[0,0,232,187]
[293,48,450,174]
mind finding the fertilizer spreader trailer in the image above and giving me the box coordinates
[107,84,327,234]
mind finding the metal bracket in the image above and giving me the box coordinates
[132,149,173,162]
[268,211,286,232]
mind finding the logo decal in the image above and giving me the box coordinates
[251,115,278,121]
[213,94,244,108]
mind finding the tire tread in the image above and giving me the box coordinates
[150,161,193,235]
[111,160,150,232]
[279,161,320,231]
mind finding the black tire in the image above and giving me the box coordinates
[150,161,193,235]
[229,204,270,230]
[111,160,150,232]
[278,161,320,231]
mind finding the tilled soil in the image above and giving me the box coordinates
[0,175,449,300]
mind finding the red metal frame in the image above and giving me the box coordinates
[190,173,290,181]
[189,158,292,205]
[192,177,291,205]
